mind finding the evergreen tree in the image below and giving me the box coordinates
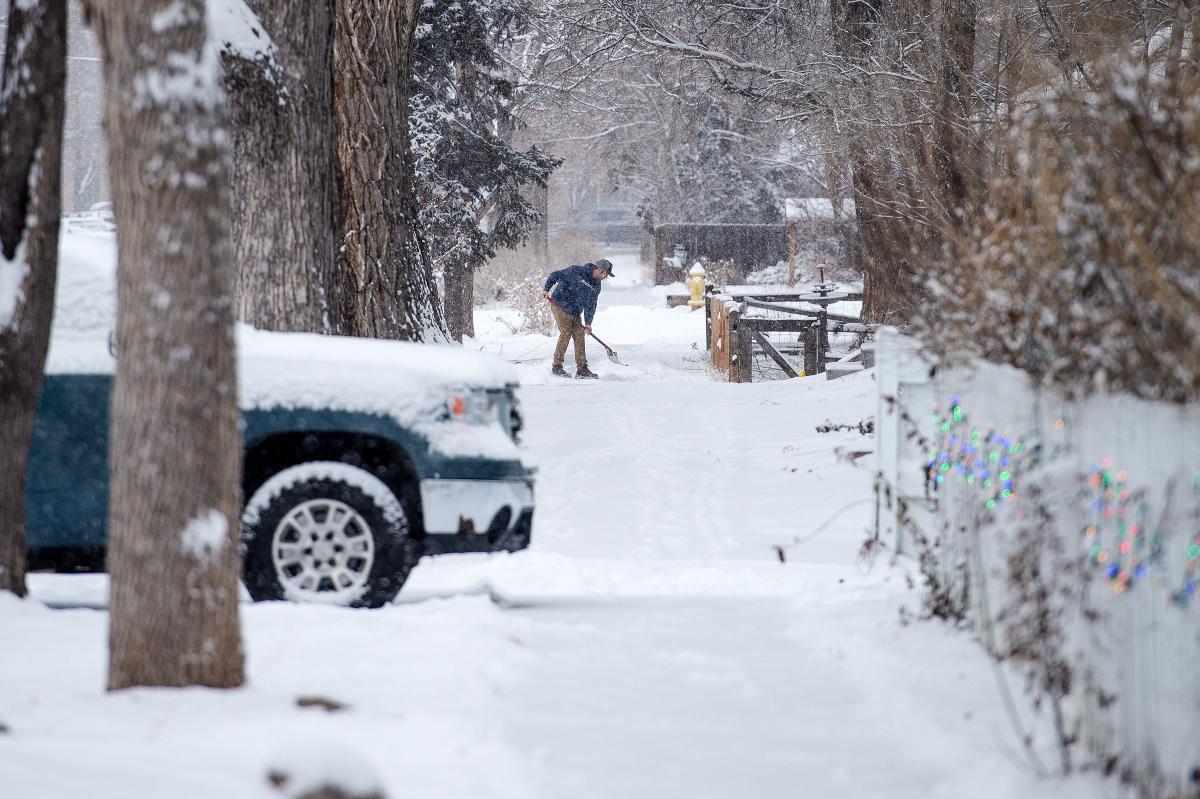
[410,0,559,340]
[673,102,788,225]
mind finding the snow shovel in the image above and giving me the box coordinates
[589,331,628,366]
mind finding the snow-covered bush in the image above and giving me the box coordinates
[926,60,1200,403]
[745,252,852,287]
[475,230,603,334]
[695,257,739,287]
[745,261,791,286]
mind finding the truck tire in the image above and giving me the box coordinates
[241,462,419,608]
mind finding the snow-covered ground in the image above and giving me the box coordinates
[1,248,1110,798]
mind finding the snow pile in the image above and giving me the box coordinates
[240,326,518,398]
[2,591,538,799]
[265,739,384,799]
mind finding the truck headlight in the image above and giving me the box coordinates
[447,388,496,424]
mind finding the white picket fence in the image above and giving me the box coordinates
[873,327,1200,796]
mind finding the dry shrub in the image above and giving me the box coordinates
[475,229,603,334]
[928,60,1200,402]
[697,257,739,287]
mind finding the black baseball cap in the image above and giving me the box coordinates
[594,258,614,276]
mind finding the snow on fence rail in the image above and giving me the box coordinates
[873,327,1200,796]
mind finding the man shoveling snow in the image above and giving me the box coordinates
[543,258,612,379]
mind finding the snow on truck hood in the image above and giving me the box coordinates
[240,329,524,462]
[240,327,518,390]
[44,221,524,460]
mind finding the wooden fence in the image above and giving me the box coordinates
[653,224,788,284]
[707,289,872,383]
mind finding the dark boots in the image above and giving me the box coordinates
[552,363,597,379]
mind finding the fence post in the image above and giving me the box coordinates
[727,304,740,383]
[729,304,753,383]
[873,326,905,554]
[704,283,714,350]
[817,307,830,357]
[787,222,797,284]
[802,322,818,376]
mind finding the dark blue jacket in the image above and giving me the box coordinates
[544,264,601,323]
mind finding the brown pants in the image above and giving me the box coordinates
[551,302,587,368]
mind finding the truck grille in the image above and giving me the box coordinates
[488,385,523,443]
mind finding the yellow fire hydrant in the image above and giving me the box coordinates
[687,263,706,310]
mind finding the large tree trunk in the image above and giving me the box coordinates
[225,0,337,333]
[846,142,915,324]
[0,0,67,597]
[332,0,446,340]
[91,0,244,689]
[831,0,915,324]
[442,259,475,342]
[933,0,978,219]
[527,178,549,268]
[461,265,475,339]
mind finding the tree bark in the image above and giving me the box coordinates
[442,258,478,342]
[933,0,978,218]
[225,0,337,333]
[846,145,914,324]
[527,178,549,268]
[332,0,446,341]
[444,263,463,342]
[832,0,913,323]
[90,0,244,689]
[0,0,67,597]
[461,264,475,339]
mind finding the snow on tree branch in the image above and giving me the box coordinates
[208,0,284,95]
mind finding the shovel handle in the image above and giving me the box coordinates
[588,331,614,356]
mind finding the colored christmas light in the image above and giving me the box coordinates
[924,395,1197,609]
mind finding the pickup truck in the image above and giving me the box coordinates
[25,216,534,607]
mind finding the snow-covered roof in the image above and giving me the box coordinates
[782,197,855,221]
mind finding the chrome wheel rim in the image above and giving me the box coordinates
[271,499,375,601]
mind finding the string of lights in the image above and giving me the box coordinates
[924,394,1033,509]
[923,396,1199,607]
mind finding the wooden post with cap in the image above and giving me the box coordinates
[787,221,797,284]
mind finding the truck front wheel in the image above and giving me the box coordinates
[241,462,419,608]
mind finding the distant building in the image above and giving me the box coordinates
[782,197,856,222]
